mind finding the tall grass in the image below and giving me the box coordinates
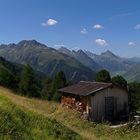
[0,87,140,140]
[0,95,81,140]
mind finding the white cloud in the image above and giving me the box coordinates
[128,42,135,46]
[134,24,140,30]
[41,19,58,26]
[95,39,108,47]
[80,28,88,34]
[93,24,104,29]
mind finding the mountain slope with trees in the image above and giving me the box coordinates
[85,50,136,75]
[0,40,95,83]
[58,47,140,81]
[0,56,72,101]
[123,64,140,82]
[0,40,140,82]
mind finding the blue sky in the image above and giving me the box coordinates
[0,0,140,57]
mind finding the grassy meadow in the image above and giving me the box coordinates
[0,86,140,140]
[0,90,81,140]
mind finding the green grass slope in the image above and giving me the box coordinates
[0,93,81,140]
[0,87,140,140]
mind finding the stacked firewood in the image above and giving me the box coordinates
[61,96,86,114]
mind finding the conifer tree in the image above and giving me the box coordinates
[111,75,127,88]
[52,71,67,101]
[95,69,111,83]
[0,65,14,88]
[41,76,52,100]
[19,64,40,97]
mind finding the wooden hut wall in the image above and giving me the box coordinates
[90,87,129,121]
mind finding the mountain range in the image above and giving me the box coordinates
[58,47,140,76]
[58,47,102,71]
[85,51,140,82]
[58,47,140,82]
[0,40,95,82]
[0,40,140,82]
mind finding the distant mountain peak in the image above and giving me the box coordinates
[71,49,88,57]
[101,50,118,58]
[76,49,85,54]
[84,50,98,58]
[17,40,46,47]
[58,47,71,54]
[7,43,16,47]
[103,50,113,54]
[59,47,70,51]
[72,47,81,52]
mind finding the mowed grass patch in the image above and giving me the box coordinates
[0,95,82,140]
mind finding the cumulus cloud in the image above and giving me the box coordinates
[93,24,104,29]
[134,24,140,30]
[128,42,135,46]
[41,19,58,26]
[80,28,88,34]
[95,39,108,47]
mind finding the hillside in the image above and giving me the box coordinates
[0,89,81,140]
[58,47,140,77]
[0,87,140,140]
[85,50,135,75]
[0,40,95,82]
[0,56,45,91]
[123,64,140,82]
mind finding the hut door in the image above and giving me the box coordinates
[105,96,115,121]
